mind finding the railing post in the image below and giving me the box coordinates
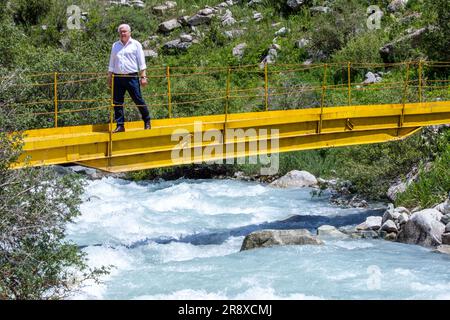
[54,72,58,128]
[108,74,115,167]
[167,66,172,118]
[224,67,231,144]
[318,63,328,134]
[347,62,351,106]
[418,60,423,103]
[399,62,410,131]
[264,62,269,111]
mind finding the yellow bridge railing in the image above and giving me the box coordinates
[2,61,450,172]
[1,61,449,132]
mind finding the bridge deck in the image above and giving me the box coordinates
[13,101,450,172]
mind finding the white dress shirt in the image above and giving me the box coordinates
[108,38,147,74]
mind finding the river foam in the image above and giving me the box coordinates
[67,177,450,299]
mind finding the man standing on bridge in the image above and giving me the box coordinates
[108,24,151,133]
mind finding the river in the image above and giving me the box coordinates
[67,177,450,299]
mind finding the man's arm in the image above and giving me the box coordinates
[137,42,148,87]
[136,41,147,71]
[108,44,115,88]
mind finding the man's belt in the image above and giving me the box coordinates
[113,72,138,76]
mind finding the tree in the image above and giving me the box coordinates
[422,0,450,62]
[0,78,107,299]
[10,0,53,26]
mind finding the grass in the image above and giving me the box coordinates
[396,131,450,209]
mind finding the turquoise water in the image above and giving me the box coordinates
[67,178,450,299]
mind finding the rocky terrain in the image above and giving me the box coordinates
[242,169,450,255]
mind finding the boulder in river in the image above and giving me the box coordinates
[433,245,450,255]
[317,225,348,239]
[442,233,450,245]
[383,232,398,241]
[381,220,398,233]
[240,229,323,251]
[397,209,445,248]
[356,216,382,231]
[435,197,450,215]
[398,212,409,225]
[270,170,318,188]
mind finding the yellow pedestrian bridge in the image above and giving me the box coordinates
[6,61,450,172]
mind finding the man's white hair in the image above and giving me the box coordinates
[117,24,131,33]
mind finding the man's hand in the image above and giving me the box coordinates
[140,77,148,87]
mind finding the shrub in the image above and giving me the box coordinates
[332,31,387,64]
[396,129,450,208]
[421,0,450,62]
[10,0,53,26]
[0,133,109,299]
[310,0,366,58]
[333,133,430,199]
[0,98,108,299]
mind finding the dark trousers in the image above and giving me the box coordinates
[113,73,150,126]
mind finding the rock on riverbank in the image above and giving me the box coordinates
[337,194,450,253]
[269,170,318,188]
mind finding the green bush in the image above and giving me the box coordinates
[333,133,430,200]
[395,150,450,209]
[0,20,28,68]
[310,0,366,58]
[332,31,387,64]
[0,84,110,298]
[278,149,338,177]
[396,129,450,208]
[421,0,450,62]
[10,0,52,26]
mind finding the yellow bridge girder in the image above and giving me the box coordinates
[13,101,450,172]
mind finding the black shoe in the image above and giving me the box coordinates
[144,121,151,130]
[112,125,125,133]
